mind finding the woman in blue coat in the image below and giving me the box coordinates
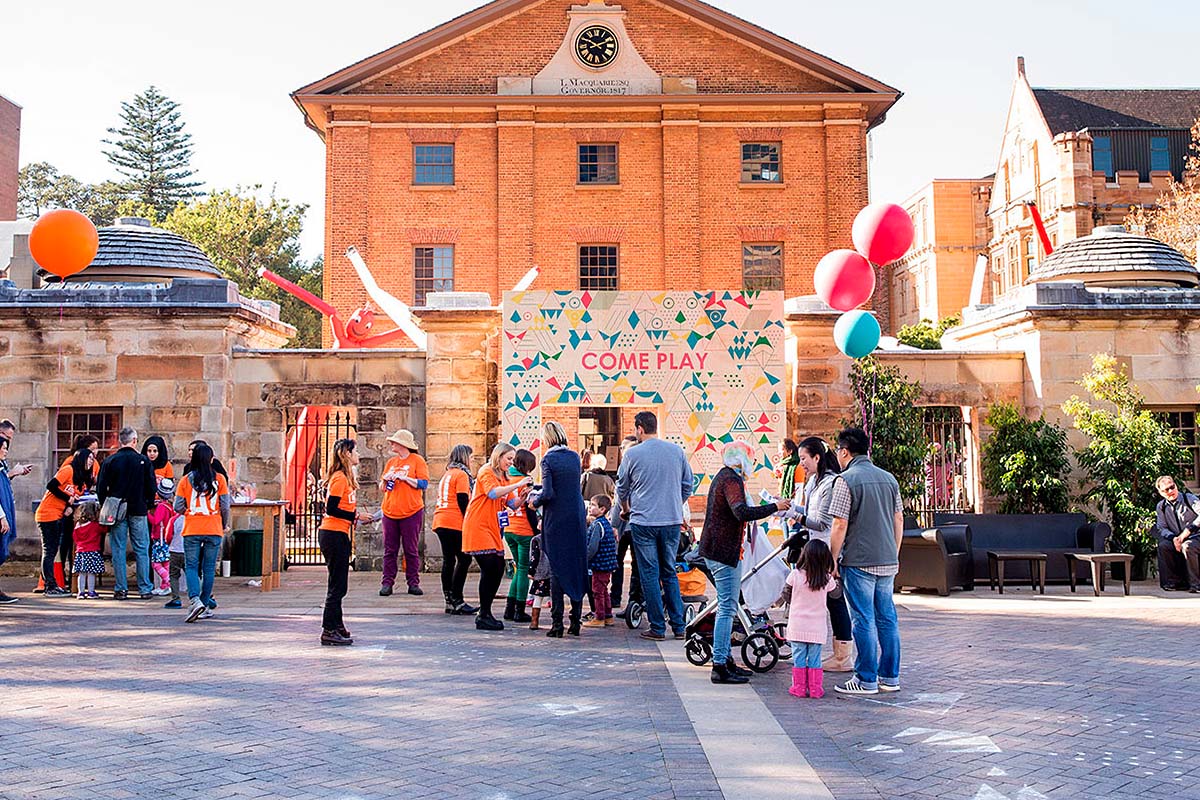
[530,421,589,637]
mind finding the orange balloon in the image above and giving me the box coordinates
[29,209,99,280]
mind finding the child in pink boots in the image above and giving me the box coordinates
[782,539,835,699]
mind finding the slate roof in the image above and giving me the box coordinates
[1028,225,1198,286]
[1033,88,1200,134]
[86,220,219,277]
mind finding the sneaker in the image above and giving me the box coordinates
[44,587,71,597]
[407,585,423,596]
[379,585,393,597]
[639,630,665,641]
[151,587,171,596]
[834,677,879,696]
[878,683,901,693]
[138,592,154,600]
[112,590,127,601]
[164,598,182,609]
[672,630,686,640]
[77,592,88,599]
[87,592,101,600]
[582,618,606,628]
[185,598,205,623]
[199,608,215,620]
[0,591,18,605]
[205,598,218,609]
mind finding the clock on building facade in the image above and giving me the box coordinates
[574,24,619,68]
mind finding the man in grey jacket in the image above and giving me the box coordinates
[616,412,693,640]
[828,428,904,696]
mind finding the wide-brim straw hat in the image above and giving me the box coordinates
[387,429,420,451]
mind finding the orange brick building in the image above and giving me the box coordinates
[293,0,900,327]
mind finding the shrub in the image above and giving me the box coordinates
[896,315,961,350]
[844,356,928,505]
[981,401,1070,514]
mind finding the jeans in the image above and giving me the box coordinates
[382,511,422,588]
[791,641,823,668]
[504,533,532,601]
[38,520,64,588]
[630,523,686,636]
[610,531,641,607]
[109,515,152,595]
[183,535,222,606]
[433,528,471,602]
[841,566,901,689]
[705,557,740,664]
[319,529,351,631]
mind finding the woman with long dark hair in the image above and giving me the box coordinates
[461,444,531,630]
[794,436,854,673]
[431,444,477,616]
[141,435,174,481]
[316,438,372,646]
[173,443,230,624]
[34,448,96,596]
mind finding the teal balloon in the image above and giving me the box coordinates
[833,310,880,359]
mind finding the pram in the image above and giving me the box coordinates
[624,526,709,630]
[682,528,799,673]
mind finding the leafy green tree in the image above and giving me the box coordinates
[103,86,201,220]
[16,163,144,226]
[896,314,960,350]
[844,356,929,505]
[1063,354,1185,569]
[981,401,1070,514]
[162,187,321,347]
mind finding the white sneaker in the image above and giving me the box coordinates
[199,608,215,620]
[878,683,901,693]
[834,677,879,696]
[151,587,171,596]
[185,598,205,623]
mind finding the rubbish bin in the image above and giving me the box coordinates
[232,529,264,577]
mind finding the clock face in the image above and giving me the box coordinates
[574,25,619,69]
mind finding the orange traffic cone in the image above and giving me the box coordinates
[34,559,66,592]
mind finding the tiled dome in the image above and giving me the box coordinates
[1026,225,1198,288]
[60,217,221,283]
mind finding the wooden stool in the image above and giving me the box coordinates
[986,551,1047,595]
[1063,552,1134,596]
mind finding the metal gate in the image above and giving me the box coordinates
[915,406,975,524]
[283,408,357,565]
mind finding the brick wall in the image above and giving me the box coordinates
[0,96,19,220]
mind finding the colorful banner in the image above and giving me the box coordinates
[501,290,786,494]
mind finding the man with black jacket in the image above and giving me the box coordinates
[97,427,156,600]
[1154,475,1200,592]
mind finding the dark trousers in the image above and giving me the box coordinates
[319,529,351,632]
[434,528,471,602]
[473,552,505,618]
[550,574,583,630]
[610,530,641,607]
[1159,537,1200,589]
[828,587,853,640]
[59,516,75,584]
[39,520,64,588]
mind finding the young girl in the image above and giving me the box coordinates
[526,529,552,631]
[147,478,177,595]
[782,539,835,699]
[72,502,104,599]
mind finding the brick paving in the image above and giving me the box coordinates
[1,571,1197,800]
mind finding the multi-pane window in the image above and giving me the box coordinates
[741,143,781,182]
[413,144,454,185]
[1150,136,1170,172]
[413,246,454,305]
[1024,235,1036,276]
[1151,408,1200,485]
[1092,136,1113,178]
[742,243,783,291]
[53,409,121,469]
[579,245,618,291]
[578,144,618,184]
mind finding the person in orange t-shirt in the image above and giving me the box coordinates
[461,443,531,631]
[173,443,230,623]
[35,448,96,596]
[431,444,476,616]
[502,448,538,624]
[142,435,175,483]
[378,429,430,597]
[318,438,373,647]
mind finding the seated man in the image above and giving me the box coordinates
[1153,476,1200,592]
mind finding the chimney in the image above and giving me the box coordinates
[1017,56,1026,78]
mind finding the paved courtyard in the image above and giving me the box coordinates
[1,570,1197,800]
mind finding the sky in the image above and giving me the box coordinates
[5,0,1199,260]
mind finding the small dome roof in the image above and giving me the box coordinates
[59,217,221,283]
[1027,225,1198,288]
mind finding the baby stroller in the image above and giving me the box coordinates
[625,526,709,629]
[682,529,798,673]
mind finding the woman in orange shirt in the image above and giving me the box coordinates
[461,443,531,631]
[502,448,538,624]
[378,429,430,598]
[142,435,174,482]
[35,448,95,596]
[318,438,373,647]
[173,443,230,623]
[432,444,476,616]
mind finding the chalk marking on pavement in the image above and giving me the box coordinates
[852,691,964,715]
[657,642,834,800]
[894,726,1002,754]
[539,702,600,716]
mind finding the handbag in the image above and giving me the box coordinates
[99,496,127,526]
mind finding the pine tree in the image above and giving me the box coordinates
[102,86,202,220]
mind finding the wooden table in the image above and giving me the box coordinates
[1063,552,1134,596]
[231,501,288,592]
[986,550,1047,595]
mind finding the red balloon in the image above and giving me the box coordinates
[852,203,915,266]
[29,209,99,280]
[813,249,876,311]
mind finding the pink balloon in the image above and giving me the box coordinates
[852,203,915,265]
[813,249,876,311]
